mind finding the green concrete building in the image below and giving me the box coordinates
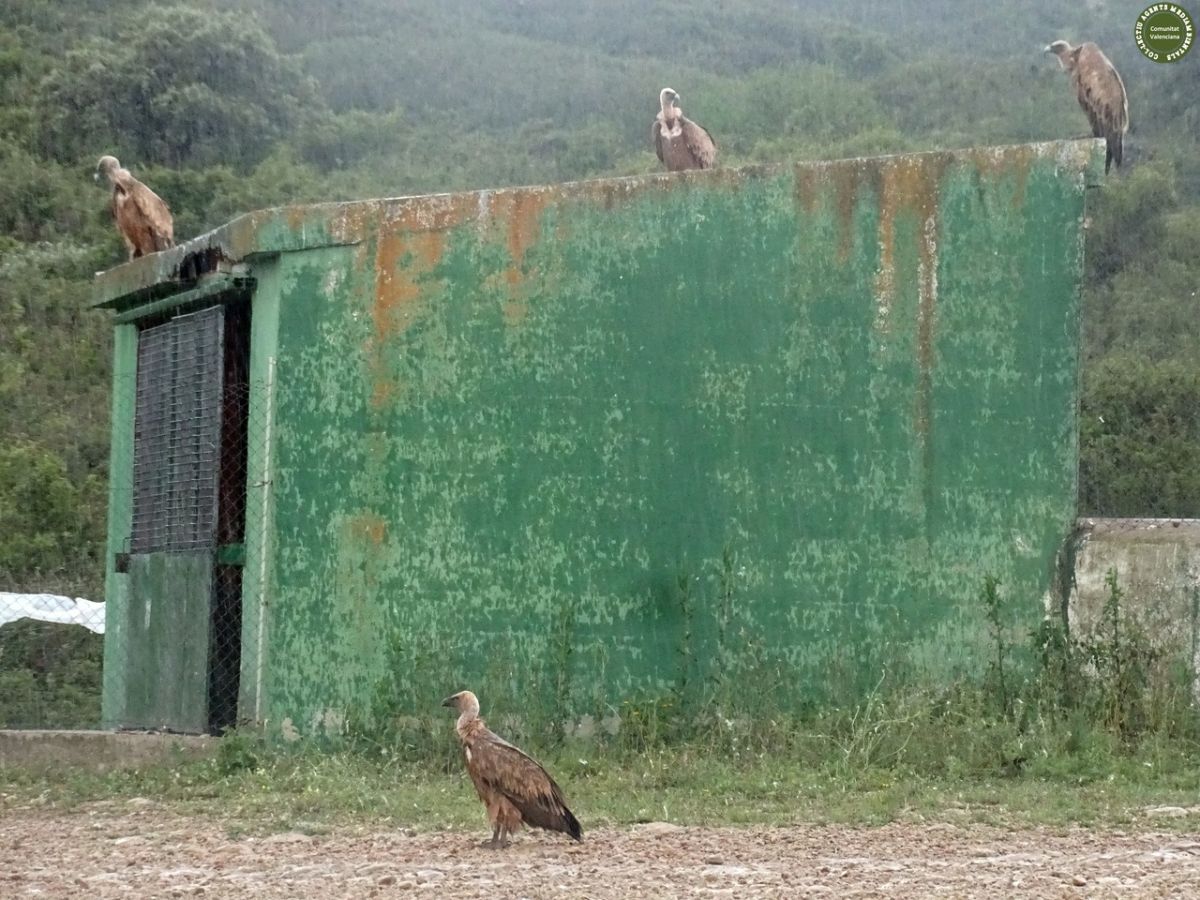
[93,140,1102,737]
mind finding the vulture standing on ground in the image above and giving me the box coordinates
[1044,40,1129,174]
[653,87,717,172]
[95,155,175,260]
[442,690,582,848]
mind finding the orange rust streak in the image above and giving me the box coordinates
[885,157,943,486]
[367,221,448,411]
[1009,146,1034,210]
[794,166,819,215]
[874,168,898,337]
[489,190,550,328]
[284,205,307,233]
[347,513,387,547]
[831,164,867,263]
[392,193,476,233]
[368,357,399,410]
[968,146,1035,211]
[868,155,944,513]
[372,230,446,341]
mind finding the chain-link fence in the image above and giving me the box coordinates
[1,293,271,735]
[0,591,105,729]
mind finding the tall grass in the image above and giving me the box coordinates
[4,573,1197,833]
[336,571,1199,785]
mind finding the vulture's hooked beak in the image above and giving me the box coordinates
[440,695,456,708]
[93,171,101,183]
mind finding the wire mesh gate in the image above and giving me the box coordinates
[118,297,256,734]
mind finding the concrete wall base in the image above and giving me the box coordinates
[0,729,216,773]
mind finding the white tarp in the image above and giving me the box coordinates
[0,593,105,634]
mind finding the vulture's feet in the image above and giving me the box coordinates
[481,838,511,850]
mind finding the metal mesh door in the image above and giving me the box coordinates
[130,306,225,553]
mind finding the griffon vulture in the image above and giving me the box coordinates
[1044,41,1129,174]
[95,155,175,260]
[653,87,717,172]
[442,690,582,848]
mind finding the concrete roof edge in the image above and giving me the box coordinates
[91,138,1104,311]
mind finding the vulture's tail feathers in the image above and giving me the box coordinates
[562,805,583,841]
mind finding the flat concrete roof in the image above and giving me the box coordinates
[90,139,1104,313]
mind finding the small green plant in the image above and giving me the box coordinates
[615,694,680,753]
[980,575,1012,719]
[1030,613,1082,713]
[673,570,695,708]
[550,599,577,745]
[710,544,738,710]
[214,730,264,776]
[1088,569,1157,740]
[828,671,921,778]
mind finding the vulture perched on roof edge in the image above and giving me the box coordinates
[442,690,582,848]
[653,87,717,172]
[1044,40,1129,174]
[95,155,175,260]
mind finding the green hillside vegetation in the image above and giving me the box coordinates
[1,0,1198,607]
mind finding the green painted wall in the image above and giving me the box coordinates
[94,141,1100,735]
[252,143,1100,736]
[100,324,137,729]
[238,258,282,728]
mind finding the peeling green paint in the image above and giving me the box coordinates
[99,324,137,730]
[97,141,1104,737]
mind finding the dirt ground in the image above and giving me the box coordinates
[3,803,1200,898]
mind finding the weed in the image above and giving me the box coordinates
[673,569,695,709]
[711,543,737,707]
[980,574,1011,718]
[550,599,577,745]
[214,729,264,775]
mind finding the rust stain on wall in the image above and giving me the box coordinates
[874,168,898,337]
[831,163,869,263]
[366,354,400,411]
[915,189,939,485]
[488,190,551,327]
[347,512,388,548]
[330,203,373,245]
[390,192,477,233]
[576,173,673,211]
[366,220,448,410]
[969,145,1035,210]
[794,166,820,215]
[373,231,446,341]
[284,205,307,233]
[894,157,942,501]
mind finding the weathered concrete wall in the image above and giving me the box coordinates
[250,142,1100,736]
[0,730,215,773]
[1069,518,1200,669]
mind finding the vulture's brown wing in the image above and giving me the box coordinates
[469,729,582,840]
[1074,43,1128,169]
[681,117,717,169]
[652,116,666,164]
[123,176,175,252]
[111,189,147,257]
